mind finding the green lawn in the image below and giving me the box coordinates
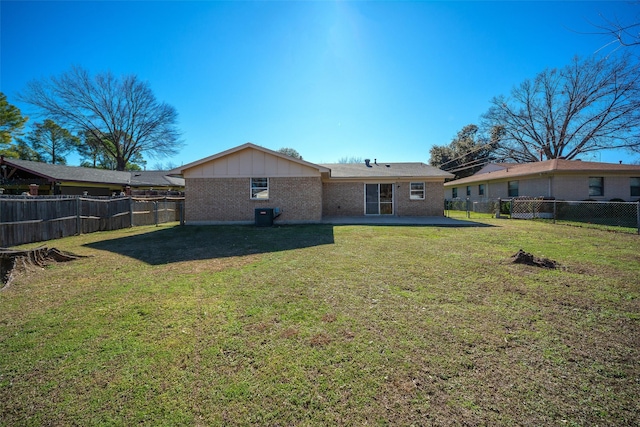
[1,220,639,426]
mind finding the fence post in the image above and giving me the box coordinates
[154,201,158,226]
[496,198,501,218]
[180,201,184,225]
[466,198,470,219]
[76,196,81,235]
[129,197,134,227]
[553,200,557,224]
[637,201,640,235]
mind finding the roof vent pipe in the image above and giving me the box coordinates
[374,159,378,165]
[365,159,371,167]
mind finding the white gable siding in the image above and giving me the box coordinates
[183,148,321,179]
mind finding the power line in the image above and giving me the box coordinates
[437,143,495,168]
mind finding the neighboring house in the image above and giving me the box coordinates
[174,143,453,224]
[0,156,184,196]
[444,159,640,202]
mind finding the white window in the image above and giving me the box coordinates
[630,177,640,197]
[589,177,604,197]
[251,178,269,199]
[410,182,425,200]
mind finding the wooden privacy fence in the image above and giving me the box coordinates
[0,196,184,247]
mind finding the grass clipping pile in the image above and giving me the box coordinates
[0,247,85,289]
[511,249,559,269]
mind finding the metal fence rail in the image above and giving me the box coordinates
[0,196,184,247]
[446,197,640,234]
[445,198,509,218]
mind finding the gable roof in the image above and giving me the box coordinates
[0,157,184,187]
[445,159,640,186]
[320,162,454,179]
[173,143,453,179]
[174,142,331,174]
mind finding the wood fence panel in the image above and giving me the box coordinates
[1,196,183,247]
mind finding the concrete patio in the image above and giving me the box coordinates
[321,216,491,227]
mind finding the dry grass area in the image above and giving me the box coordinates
[1,220,638,426]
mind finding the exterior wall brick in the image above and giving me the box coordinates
[322,182,364,216]
[323,180,445,217]
[396,181,445,216]
[186,177,322,223]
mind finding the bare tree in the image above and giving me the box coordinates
[337,156,364,164]
[592,4,640,49]
[19,66,182,171]
[482,55,640,162]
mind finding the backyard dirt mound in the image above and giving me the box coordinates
[1,247,86,289]
[511,249,559,269]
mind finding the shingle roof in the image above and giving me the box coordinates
[129,171,185,187]
[320,162,454,179]
[0,158,184,187]
[445,159,640,186]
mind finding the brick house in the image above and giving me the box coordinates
[444,159,640,202]
[175,143,453,224]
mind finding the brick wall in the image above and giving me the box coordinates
[323,180,445,217]
[396,181,445,216]
[322,182,364,216]
[185,177,322,223]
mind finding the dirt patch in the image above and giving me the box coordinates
[511,249,559,269]
[1,247,87,289]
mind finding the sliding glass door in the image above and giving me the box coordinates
[365,183,393,215]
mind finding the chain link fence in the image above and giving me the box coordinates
[446,197,640,234]
[445,198,510,219]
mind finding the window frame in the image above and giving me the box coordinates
[452,187,458,198]
[588,177,604,197]
[410,182,425,200]
[250,177,269,200]
[478,184,485,196]
[630,177,640,197]
[508,181,519,197]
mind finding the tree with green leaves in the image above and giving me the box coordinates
[0,92,28,152]
[0,138,41,161]
[14,139,42,161]
[429,124,497,179]
[278,147,302,160]
[19,66,182,171]
[482,54,640,162]
[25,119,79,164]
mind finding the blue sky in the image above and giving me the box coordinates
[1,1,637,167]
